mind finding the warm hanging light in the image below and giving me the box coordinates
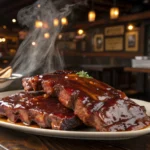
[88,0,96,22]
[110,0,119,19]
[58,34,62,39]
[61,17,68,25]
[44,33,50,39]
[0,38,6,42]
[2,38,6,42]
[88,11,96,22]
[35,21,43,28]
[77,29,84,35]
[32,41,37,46]
[110,7,119,19]
[53,18,59,27]
[127,24,134,30]
[12,19,16,23]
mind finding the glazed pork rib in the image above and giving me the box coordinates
[0,92,81,130]
[22,71,150,131]
[22,70,75,91]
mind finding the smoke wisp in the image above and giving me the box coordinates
[11,0,86,76]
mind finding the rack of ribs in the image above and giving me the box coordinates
[0,92,81,130]
[22,71,150,131]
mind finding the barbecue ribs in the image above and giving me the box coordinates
[0,92,81,130]
[22,71,150,131]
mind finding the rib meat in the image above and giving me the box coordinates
[22,70,75,91]
[0,92,81,130]
[22,71,150,131]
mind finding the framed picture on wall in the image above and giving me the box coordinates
[105,25,124,36]
[105,37,123,51]
[93,34,104,52]
[125,31,139,52]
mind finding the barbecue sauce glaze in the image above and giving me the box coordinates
[0,92,75,118]
[22,71,150,131]
[42,72,150,131]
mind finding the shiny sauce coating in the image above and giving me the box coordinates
[0,92,75,118]
[53,74,150,131]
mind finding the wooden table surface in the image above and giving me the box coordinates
[0,126,150,150]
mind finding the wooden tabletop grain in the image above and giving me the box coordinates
[0,127,150,150]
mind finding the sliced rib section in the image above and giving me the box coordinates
[0,92,81,130]
[42,73,150,131]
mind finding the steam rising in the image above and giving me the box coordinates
[11,0,86,76]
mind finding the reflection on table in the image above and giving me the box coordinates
[0,126,150,150]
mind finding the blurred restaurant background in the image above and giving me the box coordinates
[0,0,150,100]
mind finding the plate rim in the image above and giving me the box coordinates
[0,90,150,140]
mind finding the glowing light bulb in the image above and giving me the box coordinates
[110,7,119,19]
[12,19,16,23]
[2,38,6,42]
[58,34,62,39]
[44,33,50,39]
[61,17,68,25]
[35,21,43,28]
[88,11,96,22]
[127,24,134,30]
[53,18,59,27]
[32,41,36,46]
[0,38,6,42]
[77,29,84,35]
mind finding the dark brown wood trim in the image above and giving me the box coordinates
[64,51,143,58]
[124,67,150,73]
[74,11,150,29]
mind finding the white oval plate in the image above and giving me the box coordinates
[0,90,150,140]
